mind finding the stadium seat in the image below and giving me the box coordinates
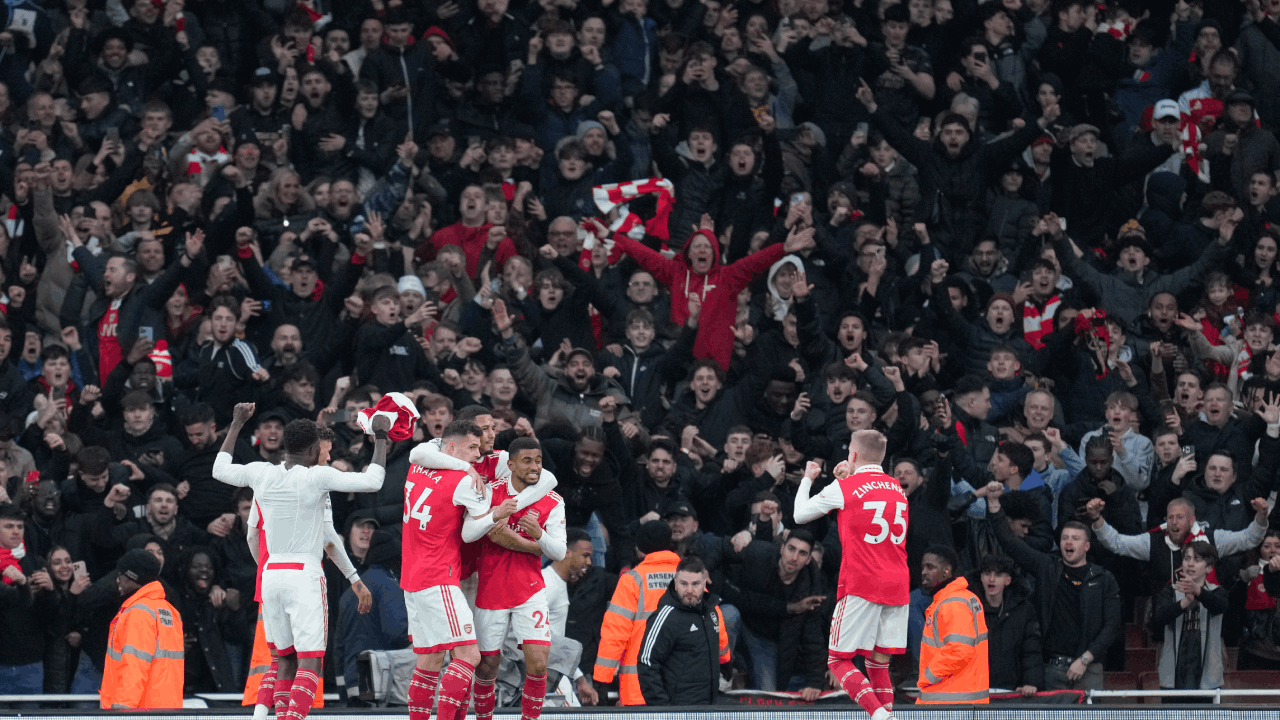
[1138,671,1162,703]
[1124,623,1146,649]
[1126,647,1158,673]
[1100,671,1139,703]
[1224,670,1280,703]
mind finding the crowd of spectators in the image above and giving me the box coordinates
[2,0,1280,703]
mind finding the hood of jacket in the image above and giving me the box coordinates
[764,254,803,321]
[679,228,723,276]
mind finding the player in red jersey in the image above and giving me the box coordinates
[401,420,518,720]
[471,437,566,720]
[794,429,907,720]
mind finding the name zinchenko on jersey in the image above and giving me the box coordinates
[851,480,902,498]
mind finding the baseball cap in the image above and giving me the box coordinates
[662,500,698,520]
[1153,99,1179,121]
[565,348,594,366]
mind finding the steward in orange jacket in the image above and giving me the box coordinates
[593,523,681,705]
[101,550,184,709]
[919,575,989,704]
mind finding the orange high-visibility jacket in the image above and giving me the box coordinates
[918,576,990,704]
[100,581,185,709]
[242,611,324,706]
[592,550,681,705]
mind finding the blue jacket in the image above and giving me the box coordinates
[334,566,410,701]
[610,14,657,96]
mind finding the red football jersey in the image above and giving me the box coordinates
[459,452,503,579]
[401,465,490,592]
[475,480,566,609]
[812,465,909,605]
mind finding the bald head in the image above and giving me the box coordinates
[850,429,887,466]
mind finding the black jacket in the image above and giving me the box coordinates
[720,539,828,689]
[636,583,725,706]
[989,506,1122,662]
[565,565,619,674]
[975,574,1045,691]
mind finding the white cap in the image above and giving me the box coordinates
[397,275,426,296]
[1153,99,1180,120]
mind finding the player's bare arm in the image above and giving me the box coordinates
[221,402,255,455]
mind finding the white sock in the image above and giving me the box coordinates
[252,703,269,720]
[870,707,894,720]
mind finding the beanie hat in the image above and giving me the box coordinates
[117,548,162,585]
[986,292,1016,312]
[397,274,426,297]
[635,520,673,554]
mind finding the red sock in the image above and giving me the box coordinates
[256,658,278,709]
[829,658,882,717]
[435,660,476,720]
[473,676,497,720]
[409,668,441,720]
[273,672,292,716]
[865,659,894,709]
[285,668,320,720]
[520,672,547,720]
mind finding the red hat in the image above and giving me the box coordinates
[357,392,420,441]
[422,26,453,49]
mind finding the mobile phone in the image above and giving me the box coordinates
[72,561,87,577]
[1058,217,1068,231]
[1181,445,1195,458]
[105,127,120,144]
[138,326,153,341]
[217,255,233,270]
[212,105,226,123]
[331,409,351,423]
[791,193,806,205]
[262,300,271,311]
[855,122,869,136]
[489,279,502,292]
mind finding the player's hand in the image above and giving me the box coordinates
[468,468,487,497]
[371,414,391,437]
[832,460,851,479]
[352,579,373,614]
[492,498,519,522]
[518,510,543,539]
[232,402,255,425]
[575,676,599,705]
[803,460,822,481]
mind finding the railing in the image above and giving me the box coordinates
[1086,688,1280,704]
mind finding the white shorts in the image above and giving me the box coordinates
[829,595,907,659]
[475,590,552,654]
[261,562,328,657]
[406,585,477,654]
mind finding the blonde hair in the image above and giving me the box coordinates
[850,429,888,465]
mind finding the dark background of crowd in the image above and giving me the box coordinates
[0,0,1279,702]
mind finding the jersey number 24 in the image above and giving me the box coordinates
[862,500,906,545]
[404,479,434,530]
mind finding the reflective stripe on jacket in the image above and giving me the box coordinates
[241,611,324,706]
[592,550,680,705]
[918,576,989,704]
[100,581,184,709]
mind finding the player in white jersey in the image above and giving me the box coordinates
[241,424,372,720]
[213,403,390,720]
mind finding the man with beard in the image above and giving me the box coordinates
[98,484,210,577]
[1207,90,1280,202]
[493,299,628,431]
[543,422,636,571]
[181,297,268,427]
[163,403,251,530]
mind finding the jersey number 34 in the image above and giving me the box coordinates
[862,500,906,545]
[404,480,434,530]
